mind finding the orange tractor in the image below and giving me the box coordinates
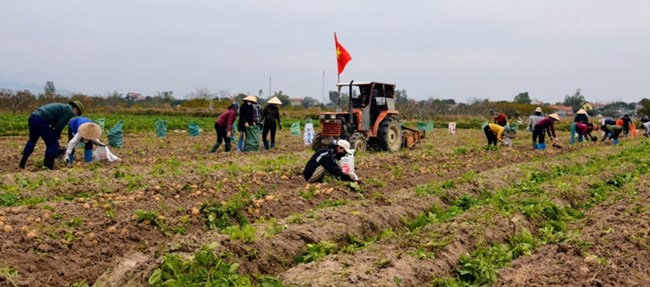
[312,81,425,152]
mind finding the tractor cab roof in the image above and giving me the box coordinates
[336,81,395,87]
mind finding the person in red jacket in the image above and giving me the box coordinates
[210,102,239,152]
[494,112,507,127]
[533,113,560,150]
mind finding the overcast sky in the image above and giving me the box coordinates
[2,1,649,104]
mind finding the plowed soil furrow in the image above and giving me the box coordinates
[278,141,647,286]
[0,131,637,286]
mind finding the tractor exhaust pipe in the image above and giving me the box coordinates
[348,80,354,135]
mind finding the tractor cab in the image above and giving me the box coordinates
[341,82,397,133]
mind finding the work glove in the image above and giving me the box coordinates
[354,179,364,185]
[244,122,249,128]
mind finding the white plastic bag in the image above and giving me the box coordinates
[304,123,315,145]
[92,145,121,162]
[338,152,358,180]
[448,122,457,135]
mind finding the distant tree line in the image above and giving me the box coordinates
[2,82,648,120]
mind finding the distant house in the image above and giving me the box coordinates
[549,105,573,117]
[290,97,303,107]
[126,92,144,101]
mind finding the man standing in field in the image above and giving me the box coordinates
[642,116,650,137]
[19,101,84,169]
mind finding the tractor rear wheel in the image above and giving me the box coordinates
[348,132,367,153]
[378,117,402,152]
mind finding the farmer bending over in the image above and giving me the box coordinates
[19,101,83,169]
[533,113,560,150]
[601,124,623,145]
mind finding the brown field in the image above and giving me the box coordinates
[0,128,648,287]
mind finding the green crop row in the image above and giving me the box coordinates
[0,113,319,136]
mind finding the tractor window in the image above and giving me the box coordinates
[354,87,370,108]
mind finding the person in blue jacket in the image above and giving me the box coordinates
[64,118,105,164]
[19,101,83,169]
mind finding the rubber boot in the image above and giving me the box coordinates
[578,135,584,143]
[613,139,619,145]
[19,156,28,169]
[263,140,270,150]
[44,156,55,170]
[84,150,93,163]
[536,143,546,150]
[224,142,231,152]
[570,137,575,144]
[270,142,275,149]
[210,142,221,153]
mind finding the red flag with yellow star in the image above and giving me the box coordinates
[334,32,352,75]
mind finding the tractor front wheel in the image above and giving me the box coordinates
[378,117,402,152]
[349,132,367,153]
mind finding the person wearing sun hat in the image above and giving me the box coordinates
[64,118,106,165]
[574,108,589,124]
[526,107,545,145]
[19,101,84,169]
[303,139,361,184]
[532,113,560,150]
[261,96,283,150]
[210,101,239,152]
[570,109,590,144]
[237,95,257,152]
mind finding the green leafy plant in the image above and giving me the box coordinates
[148,247,251,286]
[223,224,257,243]
[296,241,337,263]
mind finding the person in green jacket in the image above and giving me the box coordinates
[19,101,84,169]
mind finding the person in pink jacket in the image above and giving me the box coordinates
[210,102,239,152]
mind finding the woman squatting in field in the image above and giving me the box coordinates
[64,117,105,165]
[532,113,560,150]
[210,102,239,153]
[19,101,83,170]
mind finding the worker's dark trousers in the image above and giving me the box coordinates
[533,125,546,144]
[20,115,59,169]
[262,124,276,150]
[484,125,498,146]
[211,123,231,152]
